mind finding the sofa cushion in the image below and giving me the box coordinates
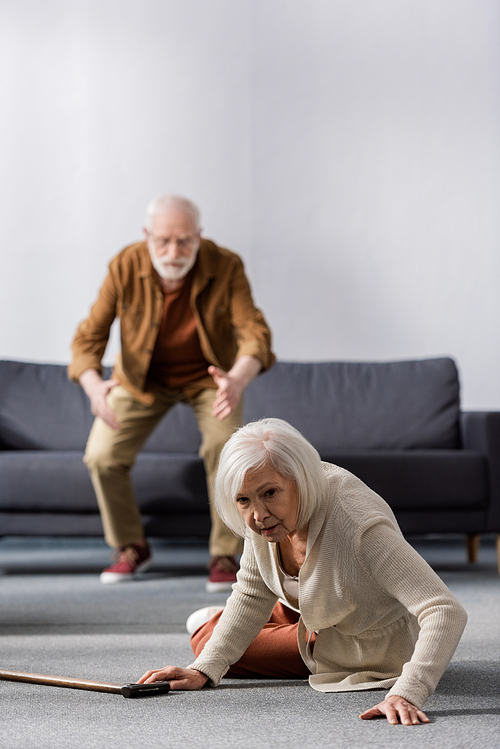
[0,451,209,513]
[325,451,488,510]
[244,358,460,451]
[0,511,211,538]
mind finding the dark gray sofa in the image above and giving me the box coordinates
[0,358,498,570]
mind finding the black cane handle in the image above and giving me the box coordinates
[120,681,171,698]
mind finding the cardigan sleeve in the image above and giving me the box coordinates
[355,520,468,708]
[187,541,278,686]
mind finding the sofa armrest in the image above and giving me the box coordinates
[460,411,500,530]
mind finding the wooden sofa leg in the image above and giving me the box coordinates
[465,533,480,564]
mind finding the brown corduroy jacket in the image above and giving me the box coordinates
[68,239,275,404]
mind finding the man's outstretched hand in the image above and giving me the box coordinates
[209,366,245,421]
[208,355,261,421]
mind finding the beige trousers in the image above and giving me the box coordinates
[84,385,243,557]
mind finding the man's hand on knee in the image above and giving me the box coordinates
[80,369,121,430]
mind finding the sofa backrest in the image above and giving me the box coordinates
[0,357,461,453]
[0,361,94,450]
[244,358,461,451]
[0,361,92,450]
[0,360,202,452]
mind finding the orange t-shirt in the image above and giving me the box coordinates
[147,269,212,390]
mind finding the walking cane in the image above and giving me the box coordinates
[0,668,170,698]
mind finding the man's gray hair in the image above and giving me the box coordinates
[145,195,201,231]
[214,418,328,538]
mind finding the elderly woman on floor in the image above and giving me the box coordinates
[139,418,467,725]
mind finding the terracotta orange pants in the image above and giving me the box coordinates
[190,602,314,679]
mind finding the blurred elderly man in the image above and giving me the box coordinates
[69,195,275,589]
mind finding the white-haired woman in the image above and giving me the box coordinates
[139,418,467,725]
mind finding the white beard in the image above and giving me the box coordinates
[148,242,199,281]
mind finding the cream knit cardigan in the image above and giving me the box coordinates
[189,463,467,708]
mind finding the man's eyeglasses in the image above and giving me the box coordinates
[150,235,197,251]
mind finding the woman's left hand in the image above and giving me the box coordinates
[359,694,430,725]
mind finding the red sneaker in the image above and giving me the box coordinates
[100,543,152,584]
[206,556,239,593]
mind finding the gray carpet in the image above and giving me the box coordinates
[0,535,499,749]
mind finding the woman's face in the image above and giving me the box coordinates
[235,465,299,543]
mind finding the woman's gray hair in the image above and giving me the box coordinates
[145,195,201,231]
[214,418,328,538]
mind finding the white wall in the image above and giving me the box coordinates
[0,0,499,408]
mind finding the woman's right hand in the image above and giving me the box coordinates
[138,666,209,690]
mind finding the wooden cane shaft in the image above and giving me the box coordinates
[0,669,122,694]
